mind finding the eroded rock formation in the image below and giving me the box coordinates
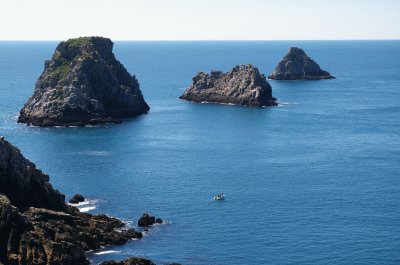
[18,36,149,127]
[180,65,277,107]
[268,47,334,80]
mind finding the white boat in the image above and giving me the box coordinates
[213,194,225,200]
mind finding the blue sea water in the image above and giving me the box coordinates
[0,41,400,265]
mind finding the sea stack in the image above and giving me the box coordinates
[180,65,277,107]
[268,47,334,80]
[18,36,149,127]
[0,137,143,265]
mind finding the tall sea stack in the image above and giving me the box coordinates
[18,36,149,127]
[268,47,334,80]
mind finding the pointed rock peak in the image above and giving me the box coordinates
[269,47,335,80]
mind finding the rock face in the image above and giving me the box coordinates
[180,65,277,107]
[268,47,334,80]
[69,194,85,204]
[18,36,149,127]
[138,213,163,227]
[0,136,68,212]
[0,137,142,265]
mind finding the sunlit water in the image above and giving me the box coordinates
[0,41,399,264]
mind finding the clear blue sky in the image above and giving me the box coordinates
[1,0,399,40]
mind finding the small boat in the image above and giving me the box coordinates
[213,193,225,200]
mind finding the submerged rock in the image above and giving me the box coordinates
[180,65,277,107]
[268,47,335,80]
[0,137,142,265]
[69,194,85,204]
[18,36,149,127]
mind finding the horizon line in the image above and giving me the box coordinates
[0,38,399,42]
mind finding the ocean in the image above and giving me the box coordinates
[0,41,399,264]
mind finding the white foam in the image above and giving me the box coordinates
[79,206,96,212]
[94,250,120,255]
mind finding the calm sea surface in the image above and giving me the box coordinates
[0,41,399,264]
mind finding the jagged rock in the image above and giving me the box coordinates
[0,136,69,212]
[0,137,143,265]
[138,214,162,227]
[100,257,156,265]
[18,36,149,127]
[69,194,85,204]
[180,65,277,107]
[268,47,335,80]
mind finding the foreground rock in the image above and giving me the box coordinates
[180,65,277,107]
[0,137,142,265]
[69,193,85,204]
[268,47,335,80]
[138,213,163,227]
[18,36,149,127]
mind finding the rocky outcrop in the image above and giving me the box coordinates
[100,257,181,265]
[180,65,277,107]
[100,257,156,265]
[69,194,85,204]
[268,47,334,80]
[18,36,149,127]
[138,214,163,227]
[0,137,142,265]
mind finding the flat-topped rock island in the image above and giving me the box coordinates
[180,65,277,107]
[18,36,149,127]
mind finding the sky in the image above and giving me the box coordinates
[0,0,399,40]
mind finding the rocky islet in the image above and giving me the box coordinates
[180,64,278,107]
[18,36,149,127]
[268,47,334,80]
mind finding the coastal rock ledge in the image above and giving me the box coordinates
[268,47,335,80]
[18,36,149,127]
[180,65,277,107]
[0,137,143,265]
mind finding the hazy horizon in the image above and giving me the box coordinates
[1,0,399,41]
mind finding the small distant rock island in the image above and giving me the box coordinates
[268,47,335,80]
[0,136,175,265]
[180,64,277,107]
[18,36,149,127]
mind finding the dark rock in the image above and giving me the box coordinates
[0,137,143,265]
[18,36,149,127]
[100,257,156,265]
[180,64,277,107]
[268,47,335,80]
[138,213,162,227]
[0,136,69,212]
[69,194,85,204]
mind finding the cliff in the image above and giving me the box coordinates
[0,137,142,265]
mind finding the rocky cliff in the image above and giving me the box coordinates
[180,65,277,107]
[18,36,149,127]
[0,137,142,265]
[268,47,334,80]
